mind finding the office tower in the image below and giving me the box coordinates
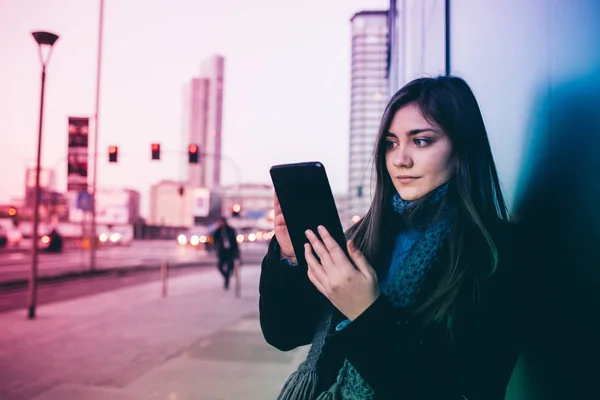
[184,55,225,189]
[348,11,389,222]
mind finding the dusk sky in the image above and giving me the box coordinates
[0,0,389,216]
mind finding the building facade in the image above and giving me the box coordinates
[387,1,600,397]
[348,11,389,222]
[68,188,140,226]
[149,181,193,227]
[184,55,225,190]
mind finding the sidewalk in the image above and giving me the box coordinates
[0,264,307,400]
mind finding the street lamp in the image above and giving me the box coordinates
[29,30,59,320]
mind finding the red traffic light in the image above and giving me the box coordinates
[188,144,199,164]
[231,203,242,217]
[108,145,118,162]
[151,143,161,160]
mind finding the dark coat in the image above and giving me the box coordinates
[212,225,240,259]
[258,219,525,400]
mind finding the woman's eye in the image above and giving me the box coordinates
[385,140,397,149]
[414,138,432,147]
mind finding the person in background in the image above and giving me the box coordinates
[212,216,240,290]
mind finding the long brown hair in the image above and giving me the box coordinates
[347,76,509,327]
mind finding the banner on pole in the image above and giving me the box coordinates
[67,117,89,192]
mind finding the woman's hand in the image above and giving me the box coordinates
[304,225,380,321]
[273,194,296,263]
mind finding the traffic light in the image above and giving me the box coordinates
[231,203,241,217]
[151,143,161,160]
[108,145,118,163]
[188,144,199,164]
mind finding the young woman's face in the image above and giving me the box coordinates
[385,104,455,200]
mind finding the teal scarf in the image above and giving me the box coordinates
[277,184,454,400]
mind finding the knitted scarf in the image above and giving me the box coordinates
[276,184,454,400]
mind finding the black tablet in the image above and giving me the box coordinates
[269,162,347,266]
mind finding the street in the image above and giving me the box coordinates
[0,240,268,284]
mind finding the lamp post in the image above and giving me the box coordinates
[90,0,105,272]
[29,31,59,319]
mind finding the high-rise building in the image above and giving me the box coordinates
[184,55,225,189]
[348,11,389,222]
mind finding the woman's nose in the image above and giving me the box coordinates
[393,145,413,168]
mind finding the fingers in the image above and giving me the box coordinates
[273,195,286,227]
[348,240,374,277]
[317,226,346,259]
[305,229,333,267]
[304,243,328,292]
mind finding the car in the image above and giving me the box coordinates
[234,227,274,244]
[98,226,133,246]
[0,226,7,248]
[177,227,215,251]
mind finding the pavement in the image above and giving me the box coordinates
[0,263,308,400]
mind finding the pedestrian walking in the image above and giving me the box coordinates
[213,217,240,290]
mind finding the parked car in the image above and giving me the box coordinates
[0,226,7,248]
[42,229,63,253]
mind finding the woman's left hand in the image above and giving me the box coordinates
[304,226,381,321]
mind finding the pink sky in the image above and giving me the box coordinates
[0,0,389,216]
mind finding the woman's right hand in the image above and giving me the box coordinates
[274,194,297,264]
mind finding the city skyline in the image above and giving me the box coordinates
[0,0,390,217]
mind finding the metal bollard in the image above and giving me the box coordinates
[234,259,241,298]
[161,260,168,297]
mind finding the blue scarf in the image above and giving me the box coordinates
[277,184,454,400]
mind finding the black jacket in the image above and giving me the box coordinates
[259,220,525,399]
[213,225,240,259]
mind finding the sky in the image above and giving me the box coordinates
[0,0,390,216]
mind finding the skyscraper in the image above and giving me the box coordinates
[348,11,389,222]
[184,55,225,189]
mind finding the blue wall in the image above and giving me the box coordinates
[449,1,600,398]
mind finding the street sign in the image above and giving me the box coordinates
[77,191,92,211]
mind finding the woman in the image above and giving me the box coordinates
[259,76,524,399]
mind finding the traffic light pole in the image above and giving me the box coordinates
[90,0,105,272]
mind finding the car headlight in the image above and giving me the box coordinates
[110,233,121,243]
[236,234,244,243]
[190,235,200,246]
[99,233,108,242]
[177,235,187,246]
[248,233,256,242]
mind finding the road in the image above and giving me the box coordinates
[0,240,268,284]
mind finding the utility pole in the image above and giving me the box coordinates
[90,0,105,271]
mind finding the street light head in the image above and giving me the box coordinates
[32,31,59,47]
